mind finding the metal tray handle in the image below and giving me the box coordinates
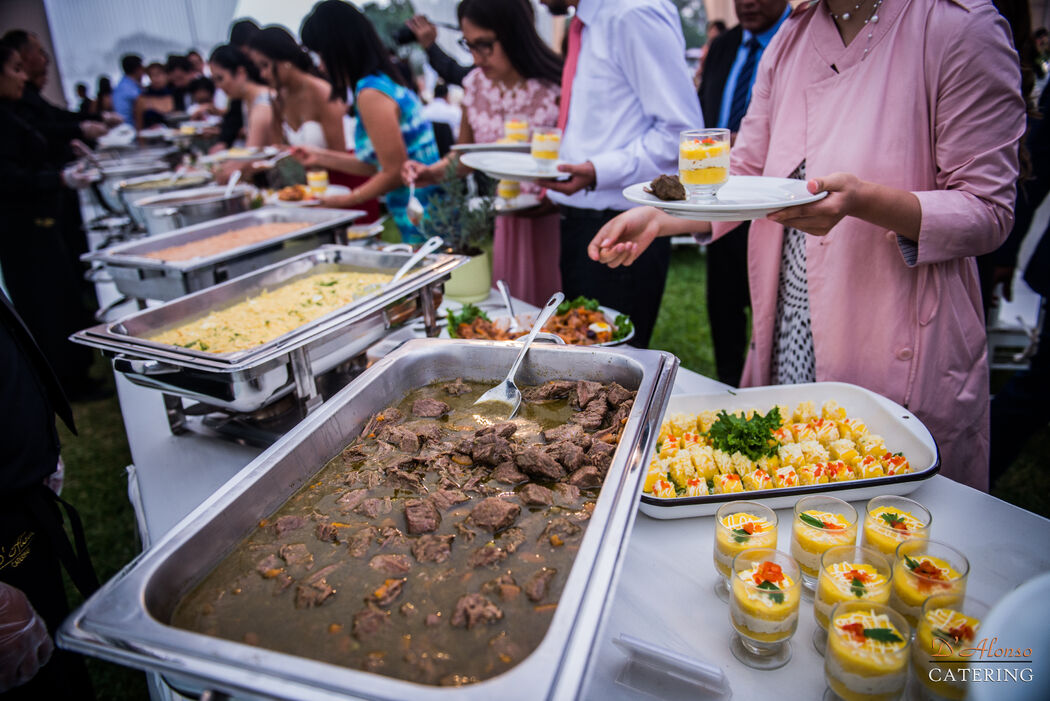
[113,355,180,376]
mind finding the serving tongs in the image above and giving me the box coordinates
[473,291,564,419]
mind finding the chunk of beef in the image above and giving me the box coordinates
[482,575,521,602]
[411,533,455,563]
[369,577,406,607]
[522,380,575,402]
[272,573,294,595]
[541,423,592,450]
[255,554,283,578]
[525,567,557,602]
[461,468,488,493]
[295,564,341,609]
[552,483,581,506]
[359,407,403,439]
[469,543,508,568]
[404,420,444,445]
[443,378,471,396]
[519,483,554,506]
[412,398,450,418]
[497,527,526,554]
[515,448,565,481]
[545,441,587,472]
[571,397,608,431]
[356,497,392,519]
[475,422,517,439]
[315,522,340,544]
[353,604,389,640]
[454,520,477,542]
[347,527,375,557]
[355,470,384,490]
[279,543,314,569]
[376,424,420,453]
[471,434,513,466]
[375,526,406,549]
[567,464,603,488]
[369,553,411,576]
[387,468,424,492]
[450,593,503,629]
[491,461,527,484]
[337,489,369,512]
[542,517,582,543]
[574,380,605,409]
[605,382,635,408]
[587,440,616,472]
[404,498,442,534]
[470,497,521,532]
[430,489,469,510]
[273,515,306,536]
[608,399,634,433]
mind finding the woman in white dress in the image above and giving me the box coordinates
[208,44,273,149]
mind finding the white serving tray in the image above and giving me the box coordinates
[639,382,940,519]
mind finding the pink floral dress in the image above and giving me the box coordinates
[461,68,561,307]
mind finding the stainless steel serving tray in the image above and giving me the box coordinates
[83,207,367,301]
[58,339,679,701]
[71,246,464,412]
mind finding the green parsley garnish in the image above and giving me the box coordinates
[850,577,867,598]
[933,629,957,645]
[756,580,784,604]
[799,512,827,529]
[732,527,751,543]
[446,304,490,338]
[317,279,338,287]
[612,313,634,341]
[903,554,920,571]
[556,295,600,315]
[863,627,904,644]
[706,407,782,461]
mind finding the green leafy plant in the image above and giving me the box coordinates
[446,303,490,338]
[707,407,782,461]
[423,159,495,255]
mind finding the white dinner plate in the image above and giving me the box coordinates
[199,146,279,165]
[622,175,827,221]
[268,184,351,207]
[494,193,543,214]
[460,152,571,182]
[450,142,530,154]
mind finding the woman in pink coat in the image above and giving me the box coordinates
[589,0,1025,491]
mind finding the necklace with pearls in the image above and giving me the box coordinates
[827,0,882,24]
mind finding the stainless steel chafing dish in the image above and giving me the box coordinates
[58,339,678,701]
[133,185,254,237]
[83,207,367,302]
[116,171,215,230]
[72,246,464,416]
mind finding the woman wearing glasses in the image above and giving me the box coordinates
[402,0,563,306]
[297,1,440,243]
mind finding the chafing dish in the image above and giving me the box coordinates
[83,207,365,301]
[134,185,254,237]
[72,245,464,415]
[58,339,678,700]
[94,160,170,213]
[116,171,215,230]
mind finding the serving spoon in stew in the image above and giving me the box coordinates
[473,291,564,419]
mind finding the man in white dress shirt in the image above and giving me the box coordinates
[538,0,702,348]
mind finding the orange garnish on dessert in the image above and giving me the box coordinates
[753,561,785,585]
[945,623,975,643]
[841,622,867,643]
[822,520,844,530]
[742,522,756,535]
[845,568,873,583]
[913,560,945,580]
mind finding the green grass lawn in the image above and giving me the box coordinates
[50,244,1048,699]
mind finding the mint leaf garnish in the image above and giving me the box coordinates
[799,512,826,529]
[756,580,784,604]
[863,627,903,644]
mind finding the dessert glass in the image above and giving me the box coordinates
[890,539,969,629]
[678,128,730,200]
[862,495,932,558]
[306,168,329,199]
[530,126,562,173]
[729,548,801,670]
[503,114,529,143]
[713,501,778,602]
[496,179,521,201]
[912,594,989,701]
[790,495,858,595]
[813,545,893,655]
[824,601,911,701]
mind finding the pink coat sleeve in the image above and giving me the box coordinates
[909,3,1025,266]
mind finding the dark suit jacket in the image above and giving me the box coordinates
[698,25,744,129]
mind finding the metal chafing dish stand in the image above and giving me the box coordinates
[57,339,679,701]
[72,245,464,440]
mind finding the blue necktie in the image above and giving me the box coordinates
[727,37,762,132]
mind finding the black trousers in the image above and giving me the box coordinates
[0,486,97,700]
[559,206,671,349]
[706,223,751,386]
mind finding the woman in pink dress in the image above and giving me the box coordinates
[584,0,1025,491]
[402,0,562,307]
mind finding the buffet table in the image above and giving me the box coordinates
[110,346,1050,700]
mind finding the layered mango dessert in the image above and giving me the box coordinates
[714,505,778,580]
[890,541,968,627]
[496,179,521,200]
[913,599,985,700]
[530,128,561,172]
[862,496,931,557]
[791,498,858,584]
[814,555,892,631]
[826,605,910,701]
[730,559,801,643]
[679,137,730,186]
[503,117,529,143]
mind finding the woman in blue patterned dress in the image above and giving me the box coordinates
[294,0,439,243]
